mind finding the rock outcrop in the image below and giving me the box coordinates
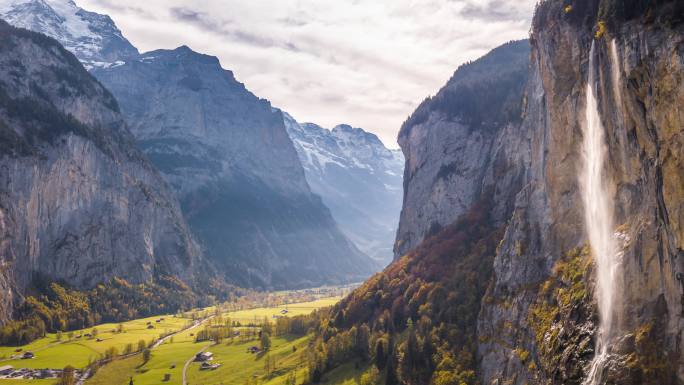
[0,20,200,322]
[92,47,375,289]
[478,2,684,384]
[392,1,684,384]
[284,113,404,264]
[395,40,530,258]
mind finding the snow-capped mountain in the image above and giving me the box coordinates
[0,0,138,68]
[284,113,404,264]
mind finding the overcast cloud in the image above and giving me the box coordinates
[80,0,536,148]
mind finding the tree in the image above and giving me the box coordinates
[385,349,399,385]
[260,332,271,351]
[356,324,370,360]
[59,365,76,385]
[264,354,276,375]
[137,340,146,352]
[360,366,380,385]
[142,348,151,363]
[374,339,387,370]
[129,377,134,385]
[261,317,273,336]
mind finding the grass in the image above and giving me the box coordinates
[0,315,193,369]
[320,362,368,385]
[185,335,309,385]
[228,297,342,325]
[86,355,144,385]
[1,296,345,385]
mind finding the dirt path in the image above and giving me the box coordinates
[182,344,212,385]
[78,315,214,385]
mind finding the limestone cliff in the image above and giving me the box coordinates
[393,1,684,384]
[395,40,530,258]
[0,21,200,322]
[477,1,684,384]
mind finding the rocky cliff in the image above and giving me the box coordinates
[395,40,530,258]
[284,113,404,264]
[479,2,684,384]
[316,1,683,384]
[0,20,200,322]
[92,47,375,289]
[0,0,377,289]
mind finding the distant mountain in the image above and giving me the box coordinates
[0,19,200,322]
[91,47,376,289]
[284,113,404,263]
[0,0,139,69]
[2,0,377,289]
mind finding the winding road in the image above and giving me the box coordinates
[76,315,214,385]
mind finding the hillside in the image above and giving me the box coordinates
[92,47,376,289]
[308,1,684,384]
[0,0,378,290]
[0,19,203,324]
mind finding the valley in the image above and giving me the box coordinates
[0,0,683,384]
[0,288,352,385]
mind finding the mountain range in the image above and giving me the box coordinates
[0,0,404,289]
[284,113,404,263]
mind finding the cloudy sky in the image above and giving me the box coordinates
[80,0,536,148]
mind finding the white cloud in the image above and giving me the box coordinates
[80,0,536,148]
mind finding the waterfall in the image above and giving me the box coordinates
[609,39,622,108]
[582,41,619,385]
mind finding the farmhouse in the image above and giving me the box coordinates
[21,352,34,359]
[200,362,221,370]
[195,352,213,362]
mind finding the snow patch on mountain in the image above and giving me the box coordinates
[283,112,404,264]
[0,0,138,68]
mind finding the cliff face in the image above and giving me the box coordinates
[0,21,199,322]
[284,113,404,264]
[391,1,684,384]
[92,48,375,289]
[478,1,684,384]
[395,40,531,258]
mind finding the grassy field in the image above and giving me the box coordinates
[0,315,193,369]
[0,296,356,385]
[228,296,342,324]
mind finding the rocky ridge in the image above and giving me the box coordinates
[284,112,404,263]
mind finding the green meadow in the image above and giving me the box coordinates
[0,296,363,385]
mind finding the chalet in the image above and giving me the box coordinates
[21,352,34,359]
[200,362,221,370]
[195,352,213,362]
[0,365,13,375]
[280,309,289,314]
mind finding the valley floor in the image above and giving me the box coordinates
[0,290,367,385]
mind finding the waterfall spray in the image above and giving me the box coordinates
[582,41,619,385]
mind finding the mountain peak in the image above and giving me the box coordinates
[0,0,139,68]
